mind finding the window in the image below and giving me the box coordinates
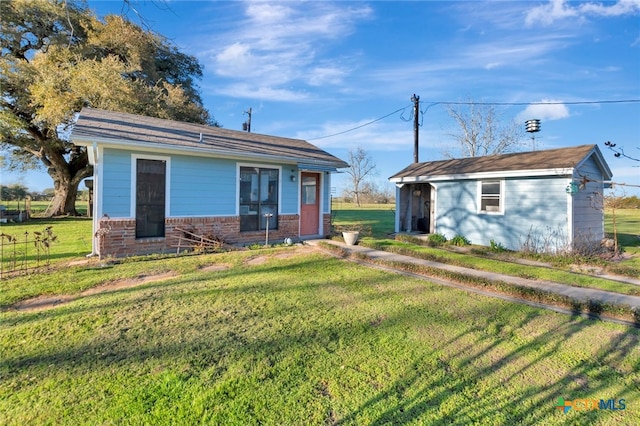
[479,180,502,213]
[136,159,166,238]
[239,167,278,231]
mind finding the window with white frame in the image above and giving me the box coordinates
[479,180,503,213]
[239,167,278,231]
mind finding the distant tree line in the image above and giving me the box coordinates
[339,181,395,205]
[1,183,89,203]
[606,195,640,209]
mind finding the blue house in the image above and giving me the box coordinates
[389,145,613,252]
[71,108,348,257]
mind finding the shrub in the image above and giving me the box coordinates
[428,233,447,245]
[489,239,507,253]
[449,235,470,246]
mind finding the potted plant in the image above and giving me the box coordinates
[336,223,364,246]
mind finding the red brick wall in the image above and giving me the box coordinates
[96,214,301,258]
[323,213,332,237]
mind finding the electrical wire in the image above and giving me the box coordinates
[308,105,411,140]
[307,99,640,141]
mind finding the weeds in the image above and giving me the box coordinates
[449,235,470,246]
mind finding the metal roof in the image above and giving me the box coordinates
[71,108,348,169]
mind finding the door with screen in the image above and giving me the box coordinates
[300,173,319,235]
[135,159,166,238]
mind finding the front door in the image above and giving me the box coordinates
[300,172,320,235]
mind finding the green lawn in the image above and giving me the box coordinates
[1,248,638,425]
[331,203,396,238]
[0,206,638,424]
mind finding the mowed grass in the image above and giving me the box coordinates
[1,249,638,425]
[331,202,395,238]
[334,204,640,280]
[0,217,93,263]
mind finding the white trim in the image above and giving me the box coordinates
[319,172,325,235]
[430,184,438,234]
[390,167,574,183]
[131,154,171,219]
[73,137,343,169]
[477,179,505,215]
[567,178,574,248]
[237,163,282,233]
[237,163,283,216]
[91,143,102,255]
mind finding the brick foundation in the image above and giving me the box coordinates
[97,214,301,258]
[322,213,332,237]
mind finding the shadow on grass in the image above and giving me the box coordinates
[1,252,638,424]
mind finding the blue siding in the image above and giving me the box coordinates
[435,177,569,250]
[171,155,236,216]
[101,148,132,217]
[280,167,299,214]
[572,156,605,242]
[101,149,308,217]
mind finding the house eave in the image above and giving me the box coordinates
[73,136,347,170]
[389,167,575,183]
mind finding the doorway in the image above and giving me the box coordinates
[300,172,320,235]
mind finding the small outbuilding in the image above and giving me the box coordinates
[71,108,348,258]
[389,144,613,252]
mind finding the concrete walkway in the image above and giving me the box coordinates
[306,239,640,310]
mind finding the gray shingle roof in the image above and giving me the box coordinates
[71,108,348,169]
[390,144,612,181]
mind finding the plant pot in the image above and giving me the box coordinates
[342,231,359,246]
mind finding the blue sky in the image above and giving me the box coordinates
[3,0,640,196]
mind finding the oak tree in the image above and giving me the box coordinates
[1,0,213,216]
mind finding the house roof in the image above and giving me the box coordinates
[70,108,348,170]
[389,144,613,183]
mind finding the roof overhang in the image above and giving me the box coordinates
[576,145,613,181]
[73,136,347,170]
[389,167,575,184]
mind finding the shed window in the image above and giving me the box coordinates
[239,167,278,231]
[479,180,503,213]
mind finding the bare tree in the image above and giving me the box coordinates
[604,141,639,163]
[443,101,526,158]
[345,147,377,207]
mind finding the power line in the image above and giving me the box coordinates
[424,99,640,113]
[308,106,410,140]
[307,99,640,141]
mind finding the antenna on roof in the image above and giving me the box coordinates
[525,119,541,151]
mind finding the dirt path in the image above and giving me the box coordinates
[10,245,316,313]
[12,271,178,312]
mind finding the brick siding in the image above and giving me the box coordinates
[97,214,301,258]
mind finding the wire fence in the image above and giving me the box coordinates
[0,226,57,279]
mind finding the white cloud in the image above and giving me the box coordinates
[516,100,570,122]
[525,0,640,27]
[214,83,308,102]
[204,1,373,101]
[306,66,346,86]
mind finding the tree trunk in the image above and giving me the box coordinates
[46,176,76,216]
[44,149,93,217]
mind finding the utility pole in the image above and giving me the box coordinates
[411,94,420,163]
[242,107,252,132]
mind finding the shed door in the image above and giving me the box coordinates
[300,173,320,235]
